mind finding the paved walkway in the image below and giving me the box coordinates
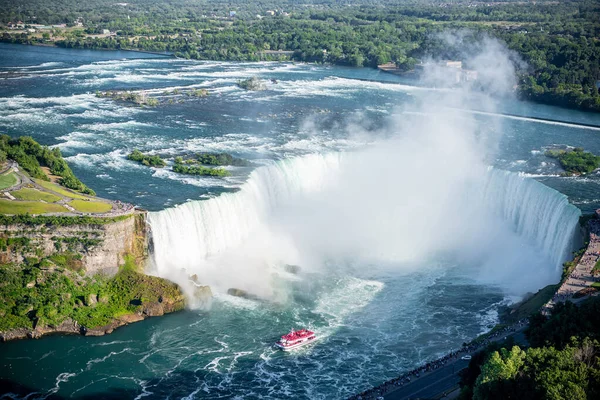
[350,322,528,400]
[0,161,137,217]
[544,217,600,311]
[353,215,600,400]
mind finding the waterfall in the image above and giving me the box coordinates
[482,169,581,270]
[147,153,343,278]
[147,152,581,292]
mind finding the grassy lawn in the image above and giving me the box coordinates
[35,179,91,200]
[0,172,17,190]
[69,199,112,213]
[592,282,600,289]
[592,259,600,275]
[0,199,66,215]
[502,284,559,323]
[10,188,61,203]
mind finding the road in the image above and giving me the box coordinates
[382,331,528,400]
[384,359,469,400]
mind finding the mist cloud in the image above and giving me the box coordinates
[149,35,576,304]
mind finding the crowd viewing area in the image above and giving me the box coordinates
[0,157,136,217]
[544,214,600,312]
[349,320,529,400]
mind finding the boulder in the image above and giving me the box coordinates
[143,303,165,317]
[86,294,98,307]
[284,264,301,274]
[194,285,213,300]
[227,288,259,300]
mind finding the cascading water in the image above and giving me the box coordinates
[483,168,581,270]
[147,153,343,293]
[148,152,581,298]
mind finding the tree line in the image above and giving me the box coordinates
[459,298,600,399]
[1,0,598,111]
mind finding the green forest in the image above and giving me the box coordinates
[0,135,95,195]
[459,299,600,399]
[0,0,598,111]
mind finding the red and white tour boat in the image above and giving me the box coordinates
[275,328,317,351]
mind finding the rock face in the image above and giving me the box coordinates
[0,319,81,341]
[0,294,187,342]
[0,213,148,276]
[0,212,192,343]
[227,287,259,300]
[284,264,301,274]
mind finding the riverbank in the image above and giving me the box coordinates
[543,213,600,311]
[349,320,529,400]
[351,213,599,400]
[1,39,598,114]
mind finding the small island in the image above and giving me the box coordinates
[173,156,230,177]
[128,151,252,178]
[238,77,266,91]
[127,149,166,167]
[96,90,159,107]
[545,147,600,176]
[197,152,253,167]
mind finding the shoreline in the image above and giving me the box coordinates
[1,41,598,115]
[0,307,183,342]
[0,293,186,342]
[351,213,599,400]
[349,320,529,400]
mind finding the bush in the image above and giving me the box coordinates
[0,135,95,195]
[546,148,600,175]
[127,150,166,167]
[196,152,252,166]
[173,158,230,177]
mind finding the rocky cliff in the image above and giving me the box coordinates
[0,212,147,276]
[0,212,197,342]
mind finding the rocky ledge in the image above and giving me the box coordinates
[0,296,185,342]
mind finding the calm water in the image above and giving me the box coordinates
[0,43,599,400]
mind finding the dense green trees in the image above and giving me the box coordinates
[127,149,166,167]
[0,256,183,331]
[0,0,599,111]
[473,340,600,400]
[173,157,230,177]
[197,152,252,166]
[461,298,600,399]
[0,135,95,195]
[545,148,600,175]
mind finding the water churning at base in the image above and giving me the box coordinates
[148,152,580,297]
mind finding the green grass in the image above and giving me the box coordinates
[592,282,600,289]
[0,172,17,190]
[592,259,600,275]
[0,257,184,331]
[69,199,112,213]
[0,199,66,215]
[35,179,91,200]
[10,188,61,203]
[501,284,559,323]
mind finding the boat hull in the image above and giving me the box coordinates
[275,336,317,351]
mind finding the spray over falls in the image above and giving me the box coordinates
[148,151,580,300]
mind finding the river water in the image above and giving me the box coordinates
[0,43,599,399]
